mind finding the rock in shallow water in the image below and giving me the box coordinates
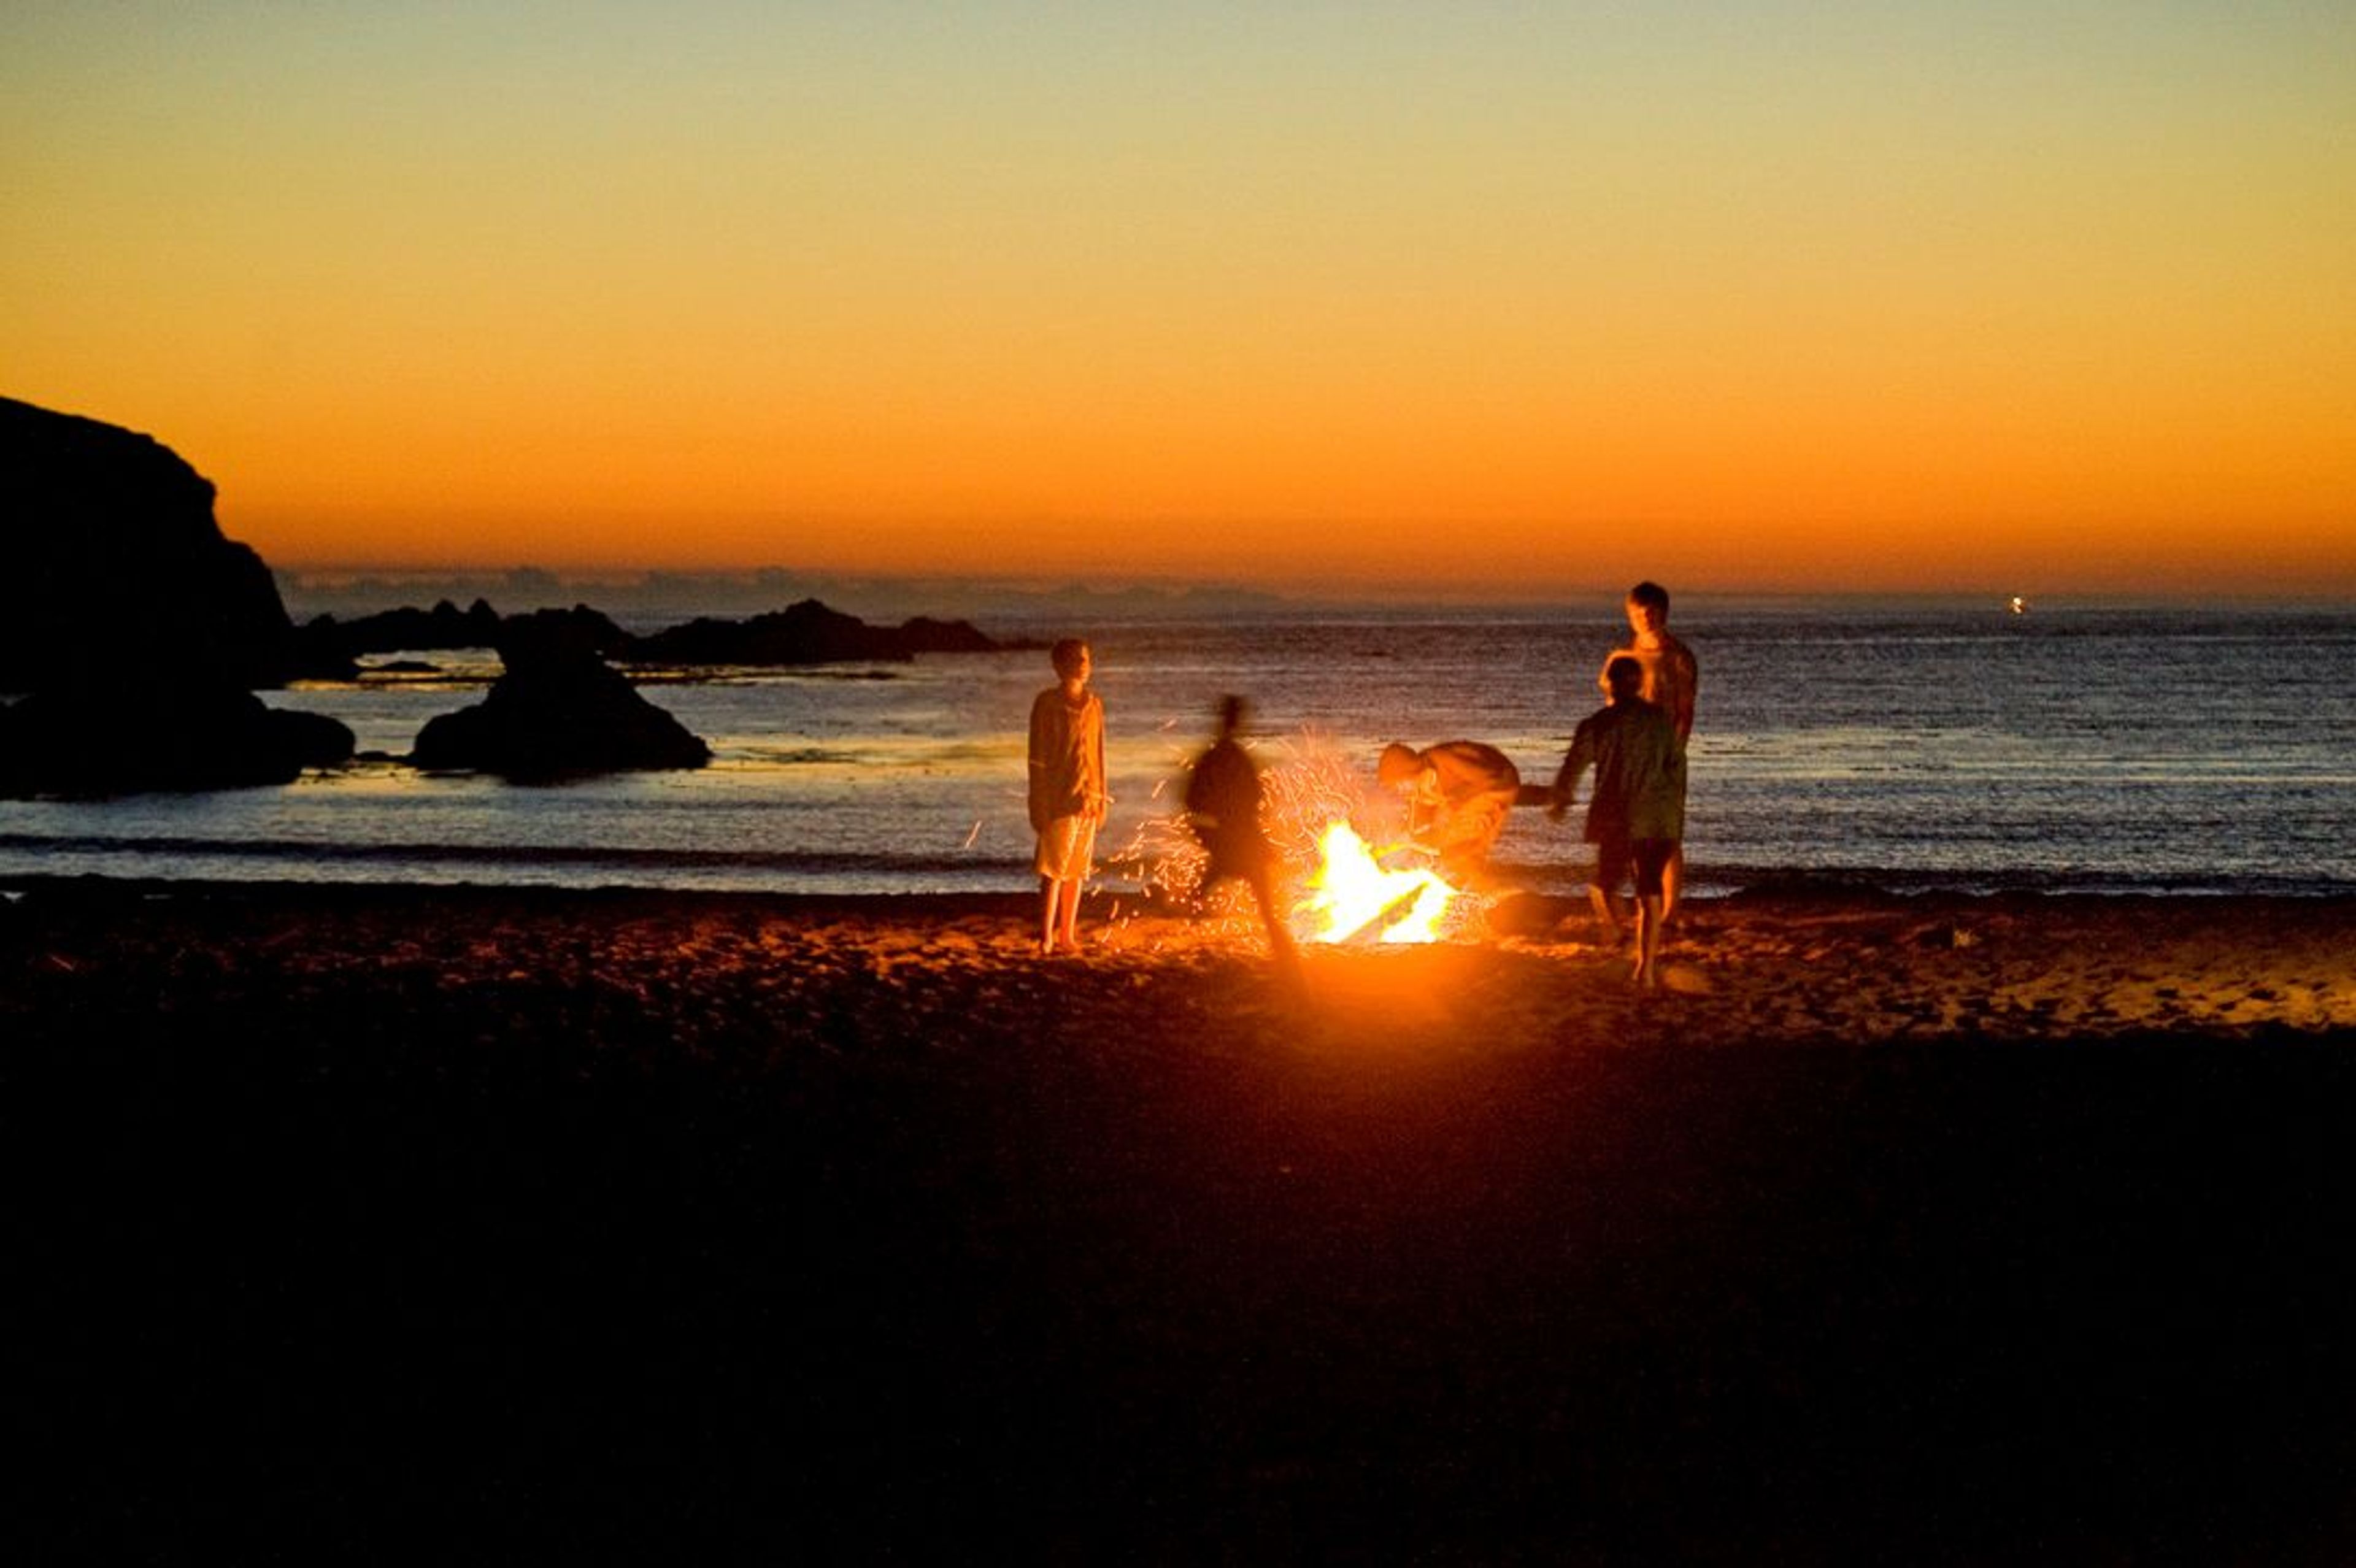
[410,623,710,780]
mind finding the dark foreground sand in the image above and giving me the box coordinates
[8,876,2356,1562]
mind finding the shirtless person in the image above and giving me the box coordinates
[1598,581,1696,917]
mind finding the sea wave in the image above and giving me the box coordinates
[0,831,1019,877]
[6,832,2352,902]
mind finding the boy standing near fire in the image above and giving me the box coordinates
[1598,580,1697,921]
[1552,654,1687,989]
[1028,637,1109,956]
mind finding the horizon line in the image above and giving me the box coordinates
[268,566,2356,612]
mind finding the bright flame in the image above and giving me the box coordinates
[1296,821,1461,945]
[1111,729,1488,948]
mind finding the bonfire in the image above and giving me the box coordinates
[1112,729,1486,946]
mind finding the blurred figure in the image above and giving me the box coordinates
[1552,655,1687,988]
[1184,694,1299,969]
[1598,580,1698,921]
[1376,739,1522,886]
[1028,637,1108,955]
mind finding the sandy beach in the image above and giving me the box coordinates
[9,875,2355,1560]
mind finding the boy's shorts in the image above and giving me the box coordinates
[1597,836,1678,899]
[1035,813,1098,882]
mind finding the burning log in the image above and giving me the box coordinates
[1333,885,1437,946]
[1296,821,1467,945]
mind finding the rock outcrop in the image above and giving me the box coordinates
[622,598,1001,666]
[0,681,355,797]
[289,599,632,677]
[0,397,355,796]
[409,615,710,782]
[1,396,296,691]
[286,593,1001,678]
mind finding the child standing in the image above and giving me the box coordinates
[1550,654,1687,988]
[1028,638,1108,955]
[1597,580,1698,921]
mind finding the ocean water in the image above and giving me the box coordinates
[4,599,2354,899]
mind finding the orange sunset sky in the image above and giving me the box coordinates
[7,3,2353,599]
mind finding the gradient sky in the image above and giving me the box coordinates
[7,2,2353,598]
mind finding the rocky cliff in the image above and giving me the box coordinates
[1,396,295,690]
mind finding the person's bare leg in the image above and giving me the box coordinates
[1661,847,1684,926]
[1249,868,1299,970]
[1634,893,1664,988]
[1588,864,1630,942]
[1055,878,1084,952]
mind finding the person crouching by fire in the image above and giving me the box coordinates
[1376,739,1522,888]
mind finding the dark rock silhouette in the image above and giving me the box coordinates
[409,617,710,781]
[287,593,999,676]
[1,398,997,794]
[896,615,1006,655]
[0,397,355,796]
[290,598,631,677]
[623,598,1001,666]
[1,681,355,797]
[1,396,296,691]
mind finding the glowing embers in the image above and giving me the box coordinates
[1295,821,1463,945]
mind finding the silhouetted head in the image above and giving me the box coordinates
[1604,655,1645,700]
[1377,742,1423,788]
[1050,639,1091,681]
[1625,580,1671,635]
[1217,693,1248,736]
